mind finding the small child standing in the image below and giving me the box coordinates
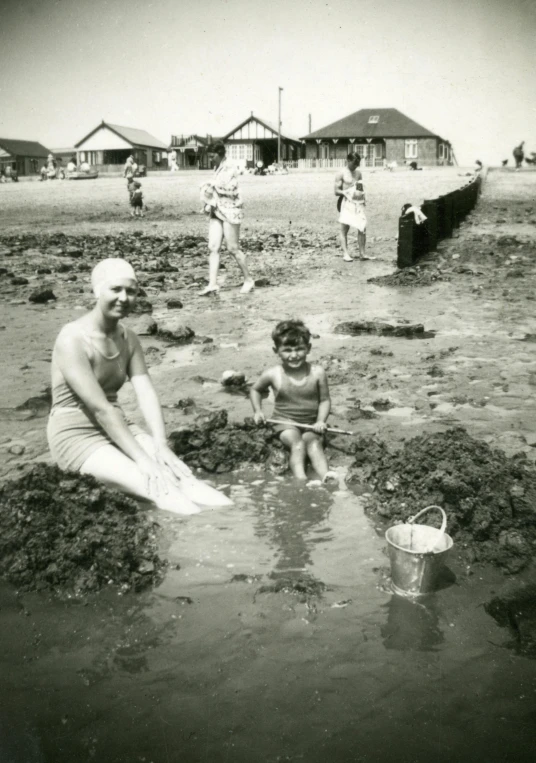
[130,180,144,217]
[250,319,336,483]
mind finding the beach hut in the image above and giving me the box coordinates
[74,121,168,172]
[0,138,51,176]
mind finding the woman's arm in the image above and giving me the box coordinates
[128,333,191,477]
[55,329,149,464]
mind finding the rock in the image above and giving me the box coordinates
[131,297,153,314]
[166,298,183,309]
[29,286,56,304]
[523,433,536,447]
[11,276,29,286]
[36,267,52,275]
[156,318,195,344]
[56,263,73,273]
[255,277,271,287]
[65,246,83,257]
[8,442,26,456]
[127,315,157,336]
[334,320,436,339]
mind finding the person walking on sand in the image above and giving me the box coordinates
[513,141,525,171]
[250,319,337,483]
[47,258,232,514]
[198,141,254,296]
[334,154,368,261]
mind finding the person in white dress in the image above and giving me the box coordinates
[334,154,367,261]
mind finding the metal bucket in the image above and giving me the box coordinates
[385,505,453,597]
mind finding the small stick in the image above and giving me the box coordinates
[266,418,354,436]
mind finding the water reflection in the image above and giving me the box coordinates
[247,477,334,585]
[381,595,444,651]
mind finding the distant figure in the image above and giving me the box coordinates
[334,154,366,262]
[198,141,254,296]
[124,155,135,182]
[80,160,90,173]
[0,168,5,183]
[130,181,144,217]
[513,141,525,170]
[46,153,57,179]
[40,166,48,181]
[409,161,422,171]
[475,160,483,172]
[501,159,508,167]
[67,156,77,173]
[169,150,179,172]
[525,153,536,166]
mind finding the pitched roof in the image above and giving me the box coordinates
[222,114,301,144]
[75,121,167,149]
[302,108,444,140]
[0,138,51,157]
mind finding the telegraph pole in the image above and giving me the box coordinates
[278,86,283,164]
[308,114,312,134]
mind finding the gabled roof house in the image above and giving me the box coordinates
[74,121,168,170]
[0,138,51,176]
[221,113,302,168]
[301,108,452,167]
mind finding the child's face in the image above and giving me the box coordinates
[274,340,310,369]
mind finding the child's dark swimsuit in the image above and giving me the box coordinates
[272,365,319,433]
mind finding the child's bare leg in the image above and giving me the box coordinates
[202,217,224,292]
[280,429,307,479]
[339,224,353,261]
[357,229,366,258]
[223,221,254,292]
[302,431,330,480]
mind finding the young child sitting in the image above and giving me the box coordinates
[130,181,144,217]
[250,319,337,483]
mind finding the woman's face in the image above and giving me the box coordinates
[210,151,223,167]
[98,278,138,319]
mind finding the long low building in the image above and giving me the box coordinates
[74,121,168,171]
[301,108,453,167]
[0,138,51,176]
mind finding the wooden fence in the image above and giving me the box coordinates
[397,175,482,268]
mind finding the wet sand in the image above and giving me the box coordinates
[1,168,536,762]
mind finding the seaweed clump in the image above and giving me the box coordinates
[0,465,166,595]
[169,410,283,473]
[346,427,536,573]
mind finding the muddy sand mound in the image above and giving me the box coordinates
[346,427,536,573]
[0,465,165,595]
[169,410,286,473]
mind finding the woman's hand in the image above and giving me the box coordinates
[136,455,172,501]
[154,443,193,483]
[253,411,266,425]
[313,421,327,434]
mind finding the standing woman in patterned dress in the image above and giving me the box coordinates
[199,141,255,296]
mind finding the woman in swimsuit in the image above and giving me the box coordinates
[47,258,203,514]
[198,141,254,296]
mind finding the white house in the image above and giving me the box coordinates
[74,121,168,171]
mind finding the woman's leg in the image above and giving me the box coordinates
[223,221,254,292]
[80,443,200,515]
[201,217,224,294]
[339,223,353,261]
[357,229,367,258]
[279,429,307,479]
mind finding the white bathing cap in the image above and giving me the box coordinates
[91,258,137,298]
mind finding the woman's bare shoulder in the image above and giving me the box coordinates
[55,317,89,344]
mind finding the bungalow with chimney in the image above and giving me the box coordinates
[301,108,453,168]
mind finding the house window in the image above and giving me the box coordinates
[368,116,379,124]
[405,140,418,159]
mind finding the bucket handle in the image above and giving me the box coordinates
[408,505,447,553]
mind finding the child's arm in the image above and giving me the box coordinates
[313,367,331,433]
[250,369,275,424]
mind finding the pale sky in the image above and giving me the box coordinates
[0,0,534,164]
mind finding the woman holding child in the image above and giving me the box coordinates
[199,141,254,296]
[47,258,230,514]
